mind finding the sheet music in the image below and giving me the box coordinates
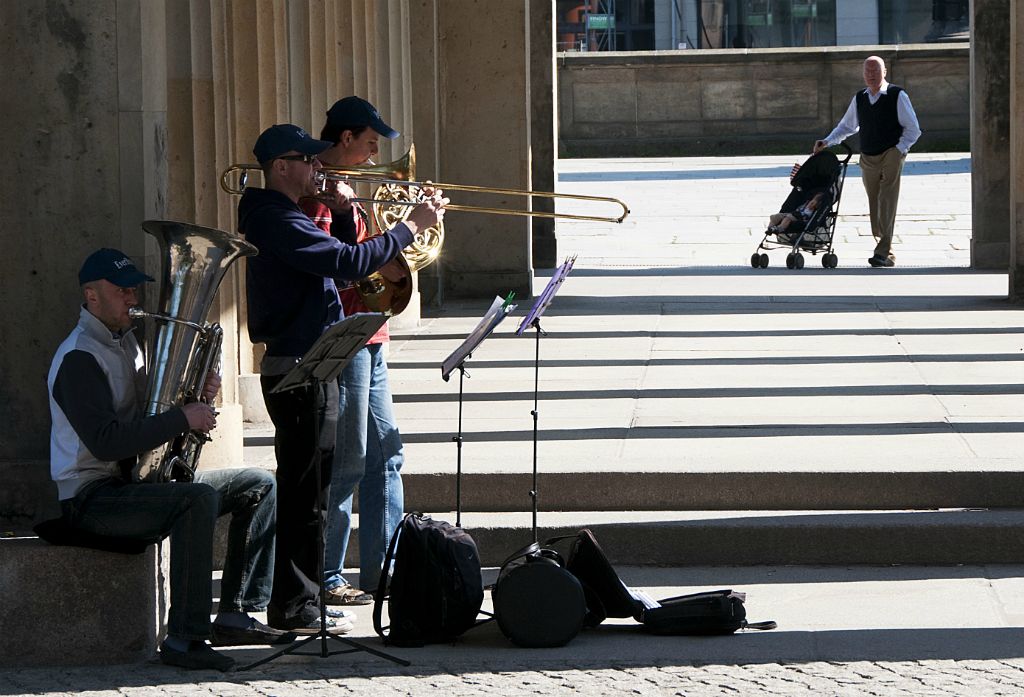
[271,312,388,393]
[516,255,576,336]
[441,294,517,381]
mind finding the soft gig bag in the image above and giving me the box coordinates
[373,512,485,647]
[642,590,776,635]
[559,528,776,635]
[492,541,587,648]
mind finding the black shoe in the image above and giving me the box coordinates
[159,641,236,672]
[868,255,895,267]
[210,619,296,647]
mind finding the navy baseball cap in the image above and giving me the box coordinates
[78,248,154,287]
[325,97,400,139]
[253,124,333,165]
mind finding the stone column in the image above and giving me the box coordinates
[0,0,170,526]
[1012,0,1024,299]
[411,0,535,300]
[970,0,1011,269]
[531,1,558,268]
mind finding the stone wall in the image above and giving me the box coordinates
[558,44,970,157]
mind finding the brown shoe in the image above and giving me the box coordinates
[324,583,373,606]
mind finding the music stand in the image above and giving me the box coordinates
[441,294,517,526]
[515,256,576,542]
[241,312,410,670]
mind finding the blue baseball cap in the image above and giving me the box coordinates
[253,124,333,165]
[78,248,154,287]
[325,96,399,139]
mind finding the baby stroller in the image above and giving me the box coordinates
[751,143,852,269]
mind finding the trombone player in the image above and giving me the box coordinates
[238,124,446,633]
[300,96,410,606]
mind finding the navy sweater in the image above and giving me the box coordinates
[238,187,413,357]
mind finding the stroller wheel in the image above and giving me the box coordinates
[750,253,761,269]
[822,253,838,269]
[758,253,769,268]
[785,253,795,269]
[794,253,805,269]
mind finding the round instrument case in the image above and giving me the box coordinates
[492,544,586,648]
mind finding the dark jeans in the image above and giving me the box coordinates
[196,467,276,612]
[62,478,219,640]
[260,375,338,627]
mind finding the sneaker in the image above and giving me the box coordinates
[324,583,373,606]
[868,255,895,267]
[325,607,357,621]
[271,615,354,636]
[210,619,295,647]
[159,641,235,672]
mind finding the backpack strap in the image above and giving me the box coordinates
[372,513,408,639]
[743,620,778,631]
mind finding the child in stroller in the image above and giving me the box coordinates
[767,189,827,237]
[751,145,850,270]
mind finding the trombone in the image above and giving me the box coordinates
[219,161,630,224]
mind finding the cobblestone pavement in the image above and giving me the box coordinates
[4,658,1024,696]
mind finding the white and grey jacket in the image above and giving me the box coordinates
[48,307,188,500]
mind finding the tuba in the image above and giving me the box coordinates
[130,220,258,483]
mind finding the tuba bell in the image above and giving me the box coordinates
[130,220,258,483]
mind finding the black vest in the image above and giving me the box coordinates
[856,85,904,156]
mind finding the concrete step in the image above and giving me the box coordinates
[244,434,1024,511]
[392,469,1024,512]
[343,508,1024,568]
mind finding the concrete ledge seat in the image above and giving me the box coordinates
[0,536,164,668]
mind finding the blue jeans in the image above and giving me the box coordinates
[196,468,276,613]
[62,478,219,640]
[324,343,404,592]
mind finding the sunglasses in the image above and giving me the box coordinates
[276,154,319,164]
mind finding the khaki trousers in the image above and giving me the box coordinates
[859,146,906,261]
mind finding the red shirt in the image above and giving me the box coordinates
[300,199,389,345]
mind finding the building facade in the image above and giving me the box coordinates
[557,0,969,51]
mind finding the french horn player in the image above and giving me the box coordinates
[237,122,446,634]
[46,245,289,672]
[298,96,432,609]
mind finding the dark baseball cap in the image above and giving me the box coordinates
[325,96,399,139]
[78,248,154,287]
[253,124,333,165]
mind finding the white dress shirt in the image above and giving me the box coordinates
[823,80,922,155]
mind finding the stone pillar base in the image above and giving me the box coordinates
[971,240,1010,269]
[197,402,245,470]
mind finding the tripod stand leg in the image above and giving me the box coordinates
[239,630,410,671]
[326,632,411,666]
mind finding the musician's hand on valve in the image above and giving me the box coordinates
[404,186,448,234]
[201,371,221,403]
[183,402,217,433]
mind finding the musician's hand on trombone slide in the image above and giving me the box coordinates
[317,178,356,213]
[404,184,449,234]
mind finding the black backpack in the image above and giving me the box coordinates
[373,512,485,647]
